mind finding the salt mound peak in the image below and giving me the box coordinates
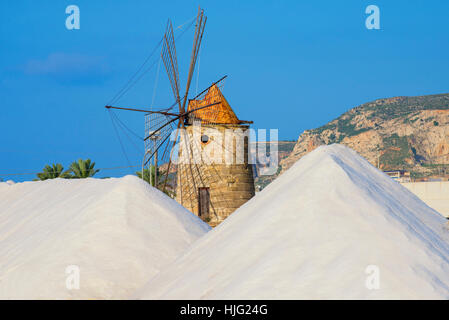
[137,144,449,299]
[0,175,210,299]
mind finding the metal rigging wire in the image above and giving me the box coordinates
[107,38,163,106]
[108,110,133,169]
[109,110,143,155]
[106,16,197,174]
[108,17,196,106]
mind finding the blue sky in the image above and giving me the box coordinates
[1,0,448,181]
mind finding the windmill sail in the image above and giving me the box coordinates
[181,7,207,114]
[161,20,182,112]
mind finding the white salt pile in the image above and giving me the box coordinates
[0,175,210,299]
[136,144,449,299]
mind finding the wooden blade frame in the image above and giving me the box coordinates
[181,7,207,116]
[157,7,205,195]
[161,20,182,114]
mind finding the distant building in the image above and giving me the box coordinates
[401,181,449,218]
[384,170,411,183]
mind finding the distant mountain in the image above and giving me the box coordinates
[281,93,449,180]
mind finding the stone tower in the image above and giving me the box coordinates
[176,84,255,227]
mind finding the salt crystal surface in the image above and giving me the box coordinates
[136,144,449,299]
[0,175,210,299]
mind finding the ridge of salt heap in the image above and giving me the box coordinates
[0,175,210,299]
[136,144,449,299]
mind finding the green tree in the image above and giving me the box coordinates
[69,159,99,178]
[136,167,175,198]
[35,163,71,181]
[136,166,159,186]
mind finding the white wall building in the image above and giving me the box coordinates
[401,181,449,218]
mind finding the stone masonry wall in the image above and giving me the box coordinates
[176,124,255,226]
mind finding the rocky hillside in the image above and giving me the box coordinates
[281,93,449,180]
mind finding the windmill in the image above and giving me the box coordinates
[106,7,255,226]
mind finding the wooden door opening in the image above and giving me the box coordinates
[198,187,210,217]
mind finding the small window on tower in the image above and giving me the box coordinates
[201,134,209,144]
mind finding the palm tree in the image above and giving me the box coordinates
[35,163,71,181]
[69,159,99,178]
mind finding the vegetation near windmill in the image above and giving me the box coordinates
[136,166,159,186]
[69,159,100,178]
[136,167,176,198]
[34,163,72,181]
